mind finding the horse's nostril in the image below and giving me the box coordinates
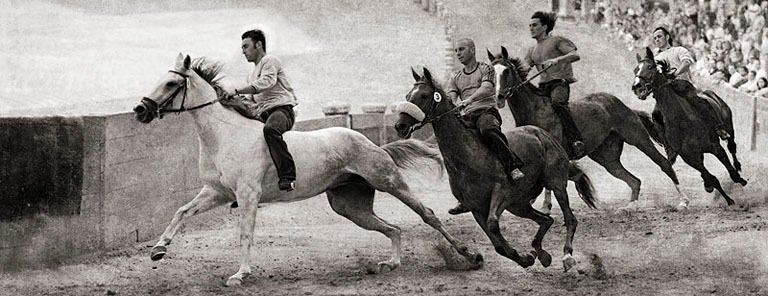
[134,105,146,114]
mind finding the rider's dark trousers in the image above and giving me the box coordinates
[465,107,525,172]
[260,105,297,182]
[539,79,584,144]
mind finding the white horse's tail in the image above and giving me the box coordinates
[381,139,444,175]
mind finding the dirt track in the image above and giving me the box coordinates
[3,151,767,296]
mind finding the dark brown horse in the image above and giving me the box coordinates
[632,47,747,206]
[488,47,689,210]
[393,67,597,271]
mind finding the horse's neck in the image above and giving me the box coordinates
[508,83,548,126]
[654,79,699,122]
[430,104,483,158]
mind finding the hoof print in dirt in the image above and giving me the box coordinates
[574,252,610,280]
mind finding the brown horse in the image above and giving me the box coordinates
[488,46,689,210]
[393,67,597,271]
[632,47,747,206]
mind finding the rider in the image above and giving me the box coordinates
[445,38,526,215]
[524,11,586,158]
[223,29,299,192]
[651,26,731,140]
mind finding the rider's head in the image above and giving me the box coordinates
[652,27,673,49]
[241,29,266,63]
[454,38,476,66]
[530,11,557,39]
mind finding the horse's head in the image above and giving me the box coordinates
[134,53,222,123]
[487,46,530,102]
[631,47,667,100]
[393,67,448,139]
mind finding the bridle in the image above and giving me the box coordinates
[496,60,552,100]
[404,81,464,135]
[634,58,674,100]
[140,70,221,119]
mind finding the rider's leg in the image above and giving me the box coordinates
[549,81,585,157]
[476,109,525,180]
[684,94,730,140]
[262,106,297,191]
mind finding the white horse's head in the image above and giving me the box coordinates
[134,53,221,123]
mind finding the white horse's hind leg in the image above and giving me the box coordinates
[151,185,230,261]
[227,183,263,287]
[327,182,402,273]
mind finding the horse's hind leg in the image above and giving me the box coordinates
[680,153,735,206]
[506,204,554,268]
[327,182,402,273]
[365,169,482,264]
[151,185,231,261]
[549,186,578,272]
[588,137,641,202]
[712,145,747,186]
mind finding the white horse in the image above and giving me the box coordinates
[133,53,482,286]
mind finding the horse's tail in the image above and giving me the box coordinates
[568,162,598,209]
[381,139,444,174]
[633,110,664,146]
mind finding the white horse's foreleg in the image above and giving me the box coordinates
[226,184,262,287]
[540,189,553,215]
[151,185,229,261]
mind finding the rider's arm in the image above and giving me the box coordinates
[445,72,461,103]
[673,47,695,77]
[235,56,279,95]
[462,64,496,105]
[543,37,580,67]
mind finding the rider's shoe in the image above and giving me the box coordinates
[572,140,586,158]
[448,203,471,215]
[510,168,525,181]
[715,128,731,140]
[278,179,296,192]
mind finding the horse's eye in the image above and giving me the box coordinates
[647,65,654,70]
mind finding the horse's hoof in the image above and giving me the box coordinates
[150,246,167,261]
[676,200,690,211]
[563,254,577,272]
[487,218,500,233]
[225,276,243,287]
[536,250,552,267]
[704,186,714,193]
[470,252,484,266]
[519,252,536,268]
[738,179,748,186]
[375,261,399,274]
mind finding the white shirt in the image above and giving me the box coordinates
[654,46,695,83]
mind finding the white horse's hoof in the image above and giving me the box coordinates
[676,200,690,211]
[375,260,400,274]
[226,276,243,287]
[563,254,577,272]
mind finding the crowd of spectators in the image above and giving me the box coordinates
[590,0,768,98]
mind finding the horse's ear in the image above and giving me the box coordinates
[422,67,434,83]
[645,47,654,59]
[411,67,421,81]
[487,49,495,62]
[501,46,509,59]
[175,53,185,67]
[183,55,192,70]
[636,52,642,62]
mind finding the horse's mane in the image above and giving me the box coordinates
[191,57,227,98]
[507,57,531,78]
[653,58,678,80]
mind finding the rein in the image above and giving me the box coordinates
[406,82,464,135]
[635,58,674,100]
[143,70,221,119]
[500,63,553,99]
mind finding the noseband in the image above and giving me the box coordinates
[141,70,221,119]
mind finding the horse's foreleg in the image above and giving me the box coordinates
[506,204,554,268]
[487,183,507,233]
[588,143,641,202]
[471,210,534,268]
[151,185,230,261]
[226,183,263,287]
[712,146,747,186]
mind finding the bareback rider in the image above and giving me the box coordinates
[446,38,526,215]
[650,26,731,140]
[222,29,299,192]
[524,11,586,158]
